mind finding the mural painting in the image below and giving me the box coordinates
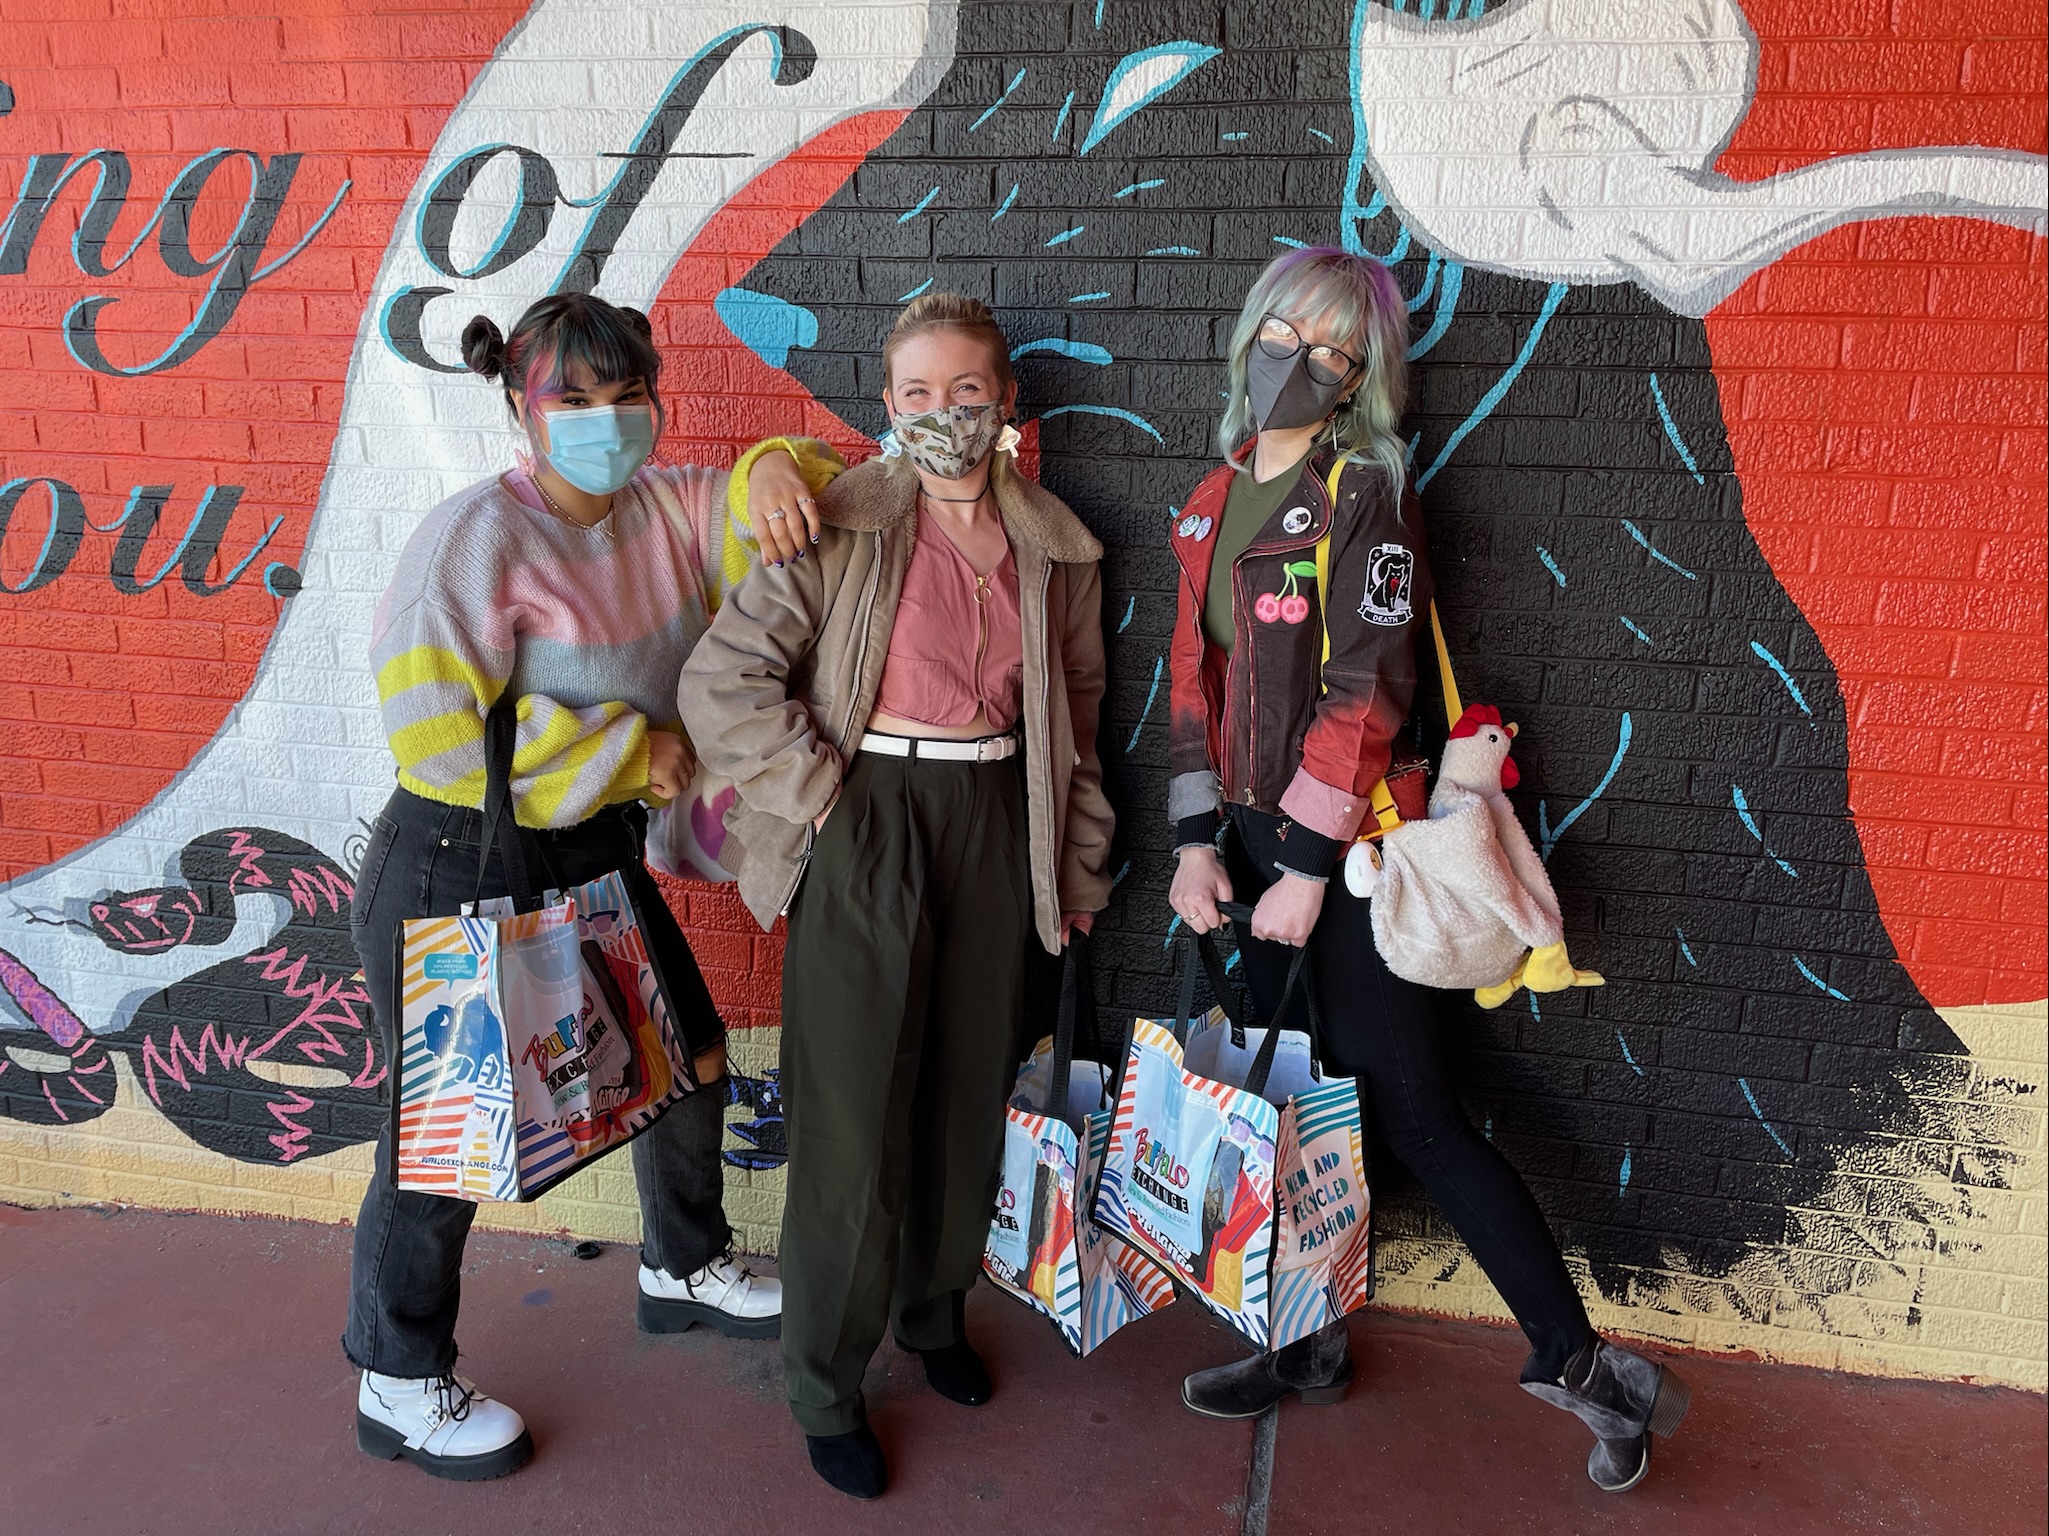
[0,0,2041,1384]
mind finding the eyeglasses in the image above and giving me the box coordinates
[1255,314,1360,386]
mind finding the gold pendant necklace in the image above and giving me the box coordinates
[535,475,615,542]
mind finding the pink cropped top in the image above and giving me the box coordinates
[874,506,1024,731]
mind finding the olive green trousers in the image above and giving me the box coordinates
[778,750,1031,1435]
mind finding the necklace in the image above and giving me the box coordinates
[534,474,615,541]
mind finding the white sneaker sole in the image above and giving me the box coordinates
[356,1411,535,1481]
[636,1289,781,1339]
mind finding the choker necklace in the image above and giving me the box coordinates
[534,475,615,541]
[920,489,986,504]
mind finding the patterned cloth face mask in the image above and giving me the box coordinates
[887,401,1011,480]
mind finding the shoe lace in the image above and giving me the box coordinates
[429,1372,477,1426]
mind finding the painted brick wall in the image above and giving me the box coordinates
[0,1,2042,1390]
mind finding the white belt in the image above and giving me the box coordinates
[856,730,1020,763]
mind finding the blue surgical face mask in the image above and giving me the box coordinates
[537,403,655,495]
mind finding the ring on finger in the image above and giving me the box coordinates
[766,509,788,521]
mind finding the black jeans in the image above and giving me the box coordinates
[1224,807,1594,1379]
[342,789,733,1378]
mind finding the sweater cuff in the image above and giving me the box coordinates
[1273,822,1345,880]
[1173,811,1220,854]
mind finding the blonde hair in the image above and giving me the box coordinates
[882,291,1015,393]
[1220,247,1410,489]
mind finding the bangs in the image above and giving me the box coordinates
[502,292,667,437]
[520,320,658,403]
[1257,260,1371,348]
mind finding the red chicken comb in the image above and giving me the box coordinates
[1448,704,1507,739]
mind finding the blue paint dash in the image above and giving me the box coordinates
[1045,224,1086,248]
[1619,1145,1632,1193]
[1622,518,1698,580]
[991,182,1019,222]
[1052,89,1077,141]
[1011,337,1112,366]
[1272,236,1306,248]
[1416,281,1568,490]
[1738,1077,1794,1157]
[1222,130,1249,142]
[1539,711,1633,862]
[1732,784,1799,878]
[1069,291,1110,304]
[1112,859,1131,886]
[1527,991,1542,1021]
[1114,178,1165,199]
[1038,403,1164,445]
[896,278,933,303]
[1308,127,1335,144]
[1164,914,1183,948]
[1225,950,1242,973]
[1676,927,1697,966]
[1537,546,1567,587]
[1750,640,1815,722]
[898,186,940,223]
[1146,245,1202,257]
[1118,595,1136,631]
[1648,372,1707,485]
[969,68,1027,132]
[1620,616,1654,645]
[1127,654,1165,751]
[1793,956,1851,1001]
[1617,1030,1644,1076]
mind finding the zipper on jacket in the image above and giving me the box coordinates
[1220,466,1338,809]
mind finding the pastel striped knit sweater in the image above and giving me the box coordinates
[371,439,839,828]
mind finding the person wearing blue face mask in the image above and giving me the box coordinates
[343,292,839,1481]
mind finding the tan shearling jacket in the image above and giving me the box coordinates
[678,452,1114,952]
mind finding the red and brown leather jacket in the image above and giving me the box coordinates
[1167,446,1432,871]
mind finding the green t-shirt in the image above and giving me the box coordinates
[1203,455,1311,654]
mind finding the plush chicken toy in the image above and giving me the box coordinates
[1344,705,1604,1007]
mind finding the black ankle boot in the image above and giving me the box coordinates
[1521,1337,1691,1493]
[806,1424,887,1500]
[1181,1318,1353,1419]
[895,1337,992,1406]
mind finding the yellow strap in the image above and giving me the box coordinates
[1430,601,1461,723]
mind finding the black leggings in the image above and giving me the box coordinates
[1224,808,1593,1378]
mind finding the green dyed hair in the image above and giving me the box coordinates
[1219,246,1410,490]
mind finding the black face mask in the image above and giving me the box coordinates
[1246,347,1347,432]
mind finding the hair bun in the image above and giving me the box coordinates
[461,315,507,379]
[616,305,655,341]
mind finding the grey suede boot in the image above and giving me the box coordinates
[1181,1318,1353,1419]
[1521,1337,1691,1492]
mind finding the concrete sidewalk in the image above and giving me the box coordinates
[2,1205,2041,1536]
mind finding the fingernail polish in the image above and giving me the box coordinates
[794,549,805,561]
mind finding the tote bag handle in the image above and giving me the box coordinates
[1174,924,1245,1048]
[475,697,538,911]
[1045,932,1105,1120]
[1215,900,1325,1101]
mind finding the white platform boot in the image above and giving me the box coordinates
[637,1247,781,1338]
[356,1370,534,1481]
